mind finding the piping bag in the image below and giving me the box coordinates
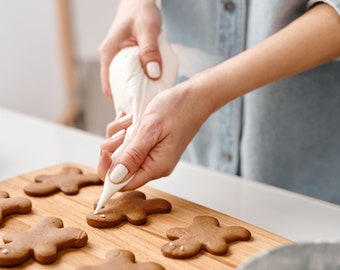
[94,32,178,214]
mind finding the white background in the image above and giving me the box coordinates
[0,0,118,122]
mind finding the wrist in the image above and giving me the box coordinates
[175,74,222,125]
[184,66,236,118]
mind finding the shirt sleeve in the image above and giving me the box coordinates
[306,0,340,15]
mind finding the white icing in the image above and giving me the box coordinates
[94,174,133,214]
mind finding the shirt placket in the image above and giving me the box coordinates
[216,0,247,173]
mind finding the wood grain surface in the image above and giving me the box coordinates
[0,163,292,269]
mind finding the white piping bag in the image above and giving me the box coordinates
[94,32,178,214]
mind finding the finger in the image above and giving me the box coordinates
[98,37,121,101]
[97,150,113,180]
[100,129,126,152]
[106,114,132,138]
[136,17,162,79]
[107,122,161,184]
[100,63,112,100]
[139,36,162,80]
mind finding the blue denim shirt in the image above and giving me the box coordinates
[161,0,340,204]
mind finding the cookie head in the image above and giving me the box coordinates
[87,191,172,228]
[24,166,102,196]
[76,249,165,270]
[161,215,251,259]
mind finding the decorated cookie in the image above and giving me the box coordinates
[0,216,88,267]
[161,215,251,259]
[0,191,32,225]
[87,191,171,228]
[24,166,102,196]
[75,249,165,270]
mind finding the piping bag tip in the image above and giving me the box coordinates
[94,174,133,214]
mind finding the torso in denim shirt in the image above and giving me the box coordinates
[162,0,340,204]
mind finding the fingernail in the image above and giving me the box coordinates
[146,61,161,79]
[109,164,129,183]
[118,114,132,124]
[110,129,126,140]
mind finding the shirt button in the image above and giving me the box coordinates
[223,151,232,161]
[224,1,235,12]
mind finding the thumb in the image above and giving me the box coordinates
[138,32,162,80]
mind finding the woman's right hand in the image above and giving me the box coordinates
[99,0,163,100]
[97,74,213,189]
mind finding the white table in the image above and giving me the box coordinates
[1,108,339,242]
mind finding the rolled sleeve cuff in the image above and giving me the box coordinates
[307,0,340,15]
[307,0,340,61]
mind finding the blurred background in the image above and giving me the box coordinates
[0,0,119,136]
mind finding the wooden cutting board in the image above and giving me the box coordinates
[0,163,291,269]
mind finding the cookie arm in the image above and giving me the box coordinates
[32,228,88,264]
[161,238,202,259]
[24,182,59,196]
[0,243,31,267]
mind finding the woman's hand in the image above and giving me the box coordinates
[99,0,162,100]
[97,79,210,188]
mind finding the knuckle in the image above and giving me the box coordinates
[161,165,173,177]
[98,43,104,56]
[102,88,112,101]
[123,147,146,168]
[140,45,159,59]
[98,40,116,65]
[163,159,177,176]
[98,39,110,57]
[98,44,107,59]
[150,164,173,181]
[153,158,176,179]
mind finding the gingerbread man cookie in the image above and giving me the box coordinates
[87,191,172,228]
[161,215,251,259]
[0,216,88,267]
[76,249,165,270]
[24,166,102,196]
[0,191,32,225]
